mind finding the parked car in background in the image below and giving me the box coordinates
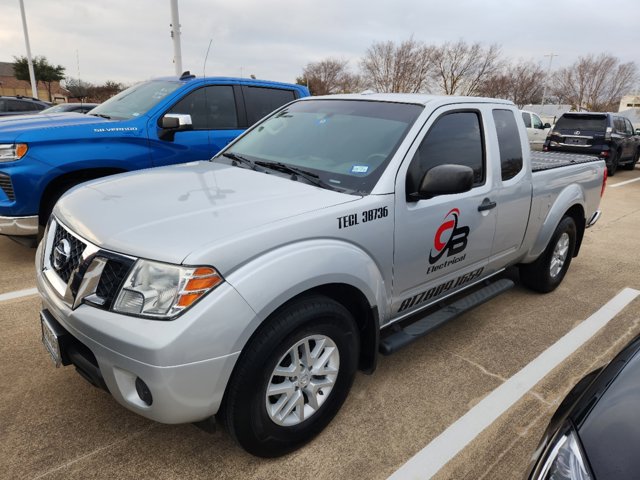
[0,95,50,116]
[521,110,551,151]
[544,112,640,176]
[0,72,309,242]
[40,103,99,114]
[526,334,640,480]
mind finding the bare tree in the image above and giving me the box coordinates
[431,40,502,96]
[552,53,638,111]
[360,37,435,93]
[477,60,545,107]
[296,58,363,95]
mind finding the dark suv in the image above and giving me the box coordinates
[544,112,640,176]
[0,96,50,117]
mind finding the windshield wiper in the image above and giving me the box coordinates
[90,113,111,119]
[255,161,340,192]
[220,152,261,171]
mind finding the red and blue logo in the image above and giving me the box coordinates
[428,208,470,265]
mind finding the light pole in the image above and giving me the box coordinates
[18,0,38,99]
[170,0,183,76]
[540,52,558,118]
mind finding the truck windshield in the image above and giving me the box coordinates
[556,115,607,132]
[89,80,182,120]
[220,99,423,194]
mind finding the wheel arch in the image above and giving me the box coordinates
[523,185,586,263]
[39,167,128,224]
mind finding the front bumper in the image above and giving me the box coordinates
[0,215,38,236]
[35,240,255,424]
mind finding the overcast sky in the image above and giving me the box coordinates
[0,0,637,88]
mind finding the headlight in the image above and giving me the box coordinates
[113,259,223,319]
[0,143,28,162]
[534,425,593,480]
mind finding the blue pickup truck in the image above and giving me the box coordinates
[0,72,308,242]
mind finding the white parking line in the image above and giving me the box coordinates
[389,287,640,480]
[610,177,640,188]
[0,287,39,302]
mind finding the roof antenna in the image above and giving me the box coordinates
[203,39,213,77]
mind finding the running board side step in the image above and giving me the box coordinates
[379,278,515,355]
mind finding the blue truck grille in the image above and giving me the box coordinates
[0,174,15,201]
[50,224,87,284]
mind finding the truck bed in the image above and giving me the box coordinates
[531,151,601,172]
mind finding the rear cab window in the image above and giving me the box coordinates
[493,109,523,181]
[242,86,297,125]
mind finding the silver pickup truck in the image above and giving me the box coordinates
[35,94,606,457]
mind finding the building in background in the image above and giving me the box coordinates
[0,61,68,102]
[618,94,640,129]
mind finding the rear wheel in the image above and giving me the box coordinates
[520,216,577,293]
[218,295,359,457]
[622,149,639,170]
[606,150,620,176]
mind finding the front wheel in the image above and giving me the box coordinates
[520,216,577,293]
[218,295,359,457]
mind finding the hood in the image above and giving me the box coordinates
[54,161,358,264]
[0,112,110,138]
[577,345,640,480]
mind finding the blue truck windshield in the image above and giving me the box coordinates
[223,99,423,194]
[89,80,182,120]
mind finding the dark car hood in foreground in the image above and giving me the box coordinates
[577,339,640,480]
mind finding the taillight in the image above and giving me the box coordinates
[601,168,607,197]
[600,150,609,158]
[605,126,612,141]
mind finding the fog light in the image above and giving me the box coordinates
[135,377,153,405]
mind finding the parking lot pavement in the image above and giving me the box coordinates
[1,166,639,480]
[0,236,37,295]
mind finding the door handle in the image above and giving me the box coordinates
[478,198,497,212]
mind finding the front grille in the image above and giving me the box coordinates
[49,223,86,283]
[0,174,15,201]
[96,259,132,308]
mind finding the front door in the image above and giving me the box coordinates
[392,107,497,318]
[150,85,244,167]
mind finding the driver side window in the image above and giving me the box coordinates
[406,111,485,196]
[167,85,238,130]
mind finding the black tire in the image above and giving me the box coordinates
[218,295,359,457]
[622,149,639,170]
[607,150,619,176]
[520,216,577,293]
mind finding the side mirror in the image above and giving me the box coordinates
[543,123,551,129]
[410,164,474,201]
[635,128,640,136]
[159,113,193,140]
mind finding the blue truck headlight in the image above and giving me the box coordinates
[534,425,593,480]
[0,143,28,162]
[113,259,223,319]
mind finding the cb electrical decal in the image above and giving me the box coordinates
[427,208,470,273]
